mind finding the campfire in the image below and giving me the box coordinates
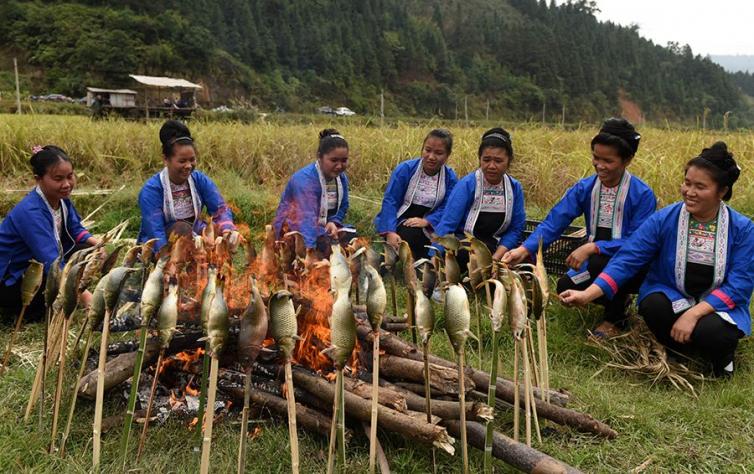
[18,221,616,473]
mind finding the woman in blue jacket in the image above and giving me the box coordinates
[137,120,237,252]
[432,127,526,268]
[504,118,657,337]
[561,142,752,377]
[273,129,351,252]
[0,145,98,321]
[374,129,458,259]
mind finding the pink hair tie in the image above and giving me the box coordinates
[31,145,44,154]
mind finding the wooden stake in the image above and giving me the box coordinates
[522,333,532,447]
[285,361,300,473]
[337,369,346,468]
[326,370,341,474]
[200,356,219,474]
[369,333,380,474]
[14,57,21,115]
[423,341,437,474]
[120,324,155,466]
[512,338,519,442]
[93,309,112,472]
[1,305,27,374]
[195,342,211,447]
[136,349,165,462]
[458,348,469,474]
[237,367,252,474]
[483,330,499,474]
[60,324,94,457]
[49,316,70,453]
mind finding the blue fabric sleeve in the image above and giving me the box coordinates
[12,212,61,274]
[195,172,235,232]
[138,182,169,251]
[595,185,657,256]
[499,180,526,251]
[523,181,586,256]
[425,167,458,230]
[595,211,664,299]
[375,163,410,234]
[704,220,754,312]
[273,174,323,248]
[429,177,474,256]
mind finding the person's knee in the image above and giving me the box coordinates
[692,316,742,349]
[638,292,674,328]
[556,275,574,294]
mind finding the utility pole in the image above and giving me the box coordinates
[14,58,22,115]
[464,96,468,124]
[380,89,384,128]
[485,99,490,121]
[561,103,566,127]
[542,101,546,125]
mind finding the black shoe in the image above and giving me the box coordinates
[712,360,734,379]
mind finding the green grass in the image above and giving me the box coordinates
[2,287,753,473]
[1,115,754,472]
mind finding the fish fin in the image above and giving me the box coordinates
[197,336,209,342]
[465,329,479,342]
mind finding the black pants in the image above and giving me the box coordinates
[0,275,47,324]
[556,253,645,325]
[397,224,431,261]
[639,292,743,374]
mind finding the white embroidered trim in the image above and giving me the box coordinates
[463,170,513,239]
[397,159,446,219]
[589,171,632,241]
[159,168,201,223]
[315,161,343,226]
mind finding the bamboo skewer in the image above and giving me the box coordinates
[199,356,219,474]
[136,349,165,461]
[513,338,520,442]
[60,324,94,457]
[337,369,347,469]
[284,361,300,474]
[48,316,69,453]
[92,307,112,472]
[483,331,499,474]
[523,331,532,447]
[195,342,211,447]
[369,333,380,474]
[423,341,437,474]
[237,367,252,474]
[120,325,156,464]
[326,369,342,474]
[458,348,469,474]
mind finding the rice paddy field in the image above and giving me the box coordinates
[1,114,754,473]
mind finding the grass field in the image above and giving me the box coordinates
[1,114,754,473]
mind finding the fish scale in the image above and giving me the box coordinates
[239,278,268,367]
[444,284,472,353]
[206,278,229,355]
[328,288,356,368]
[269,291,298,359]
[157,281,179,348]
[364,265,387,332]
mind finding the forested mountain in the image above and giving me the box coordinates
[1,0,751,124]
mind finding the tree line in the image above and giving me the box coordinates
[1,0,752,126]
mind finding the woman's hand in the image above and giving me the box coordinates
[325,222,340,239]
[670,312,700,344]
[559,284,604,307]
[403,217,429,228]
[492,246,508,261]
[222,229,241,251]
[565,243,598,270]
[502,246,529,266]
[385,232,401,249]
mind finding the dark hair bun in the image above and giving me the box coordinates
[319,128,341,140]
[478,127,514,160]
[30,145,71,177]
[159,120,193,157]
[701,141,740,185]
[598,117,640,155]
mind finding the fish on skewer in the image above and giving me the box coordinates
[200,276,230,474]
[119,256,168,466]
[444,284,473,474]
[364,262,386,474]
[269,290,301,474]
[415,280,438,473]
[237,277,269,474]
[325,282,357,474]
[136,278,179,462]
[1,260,44,375]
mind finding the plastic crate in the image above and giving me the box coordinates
[522,219,587,277]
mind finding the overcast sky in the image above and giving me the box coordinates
[567,0,754,56]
